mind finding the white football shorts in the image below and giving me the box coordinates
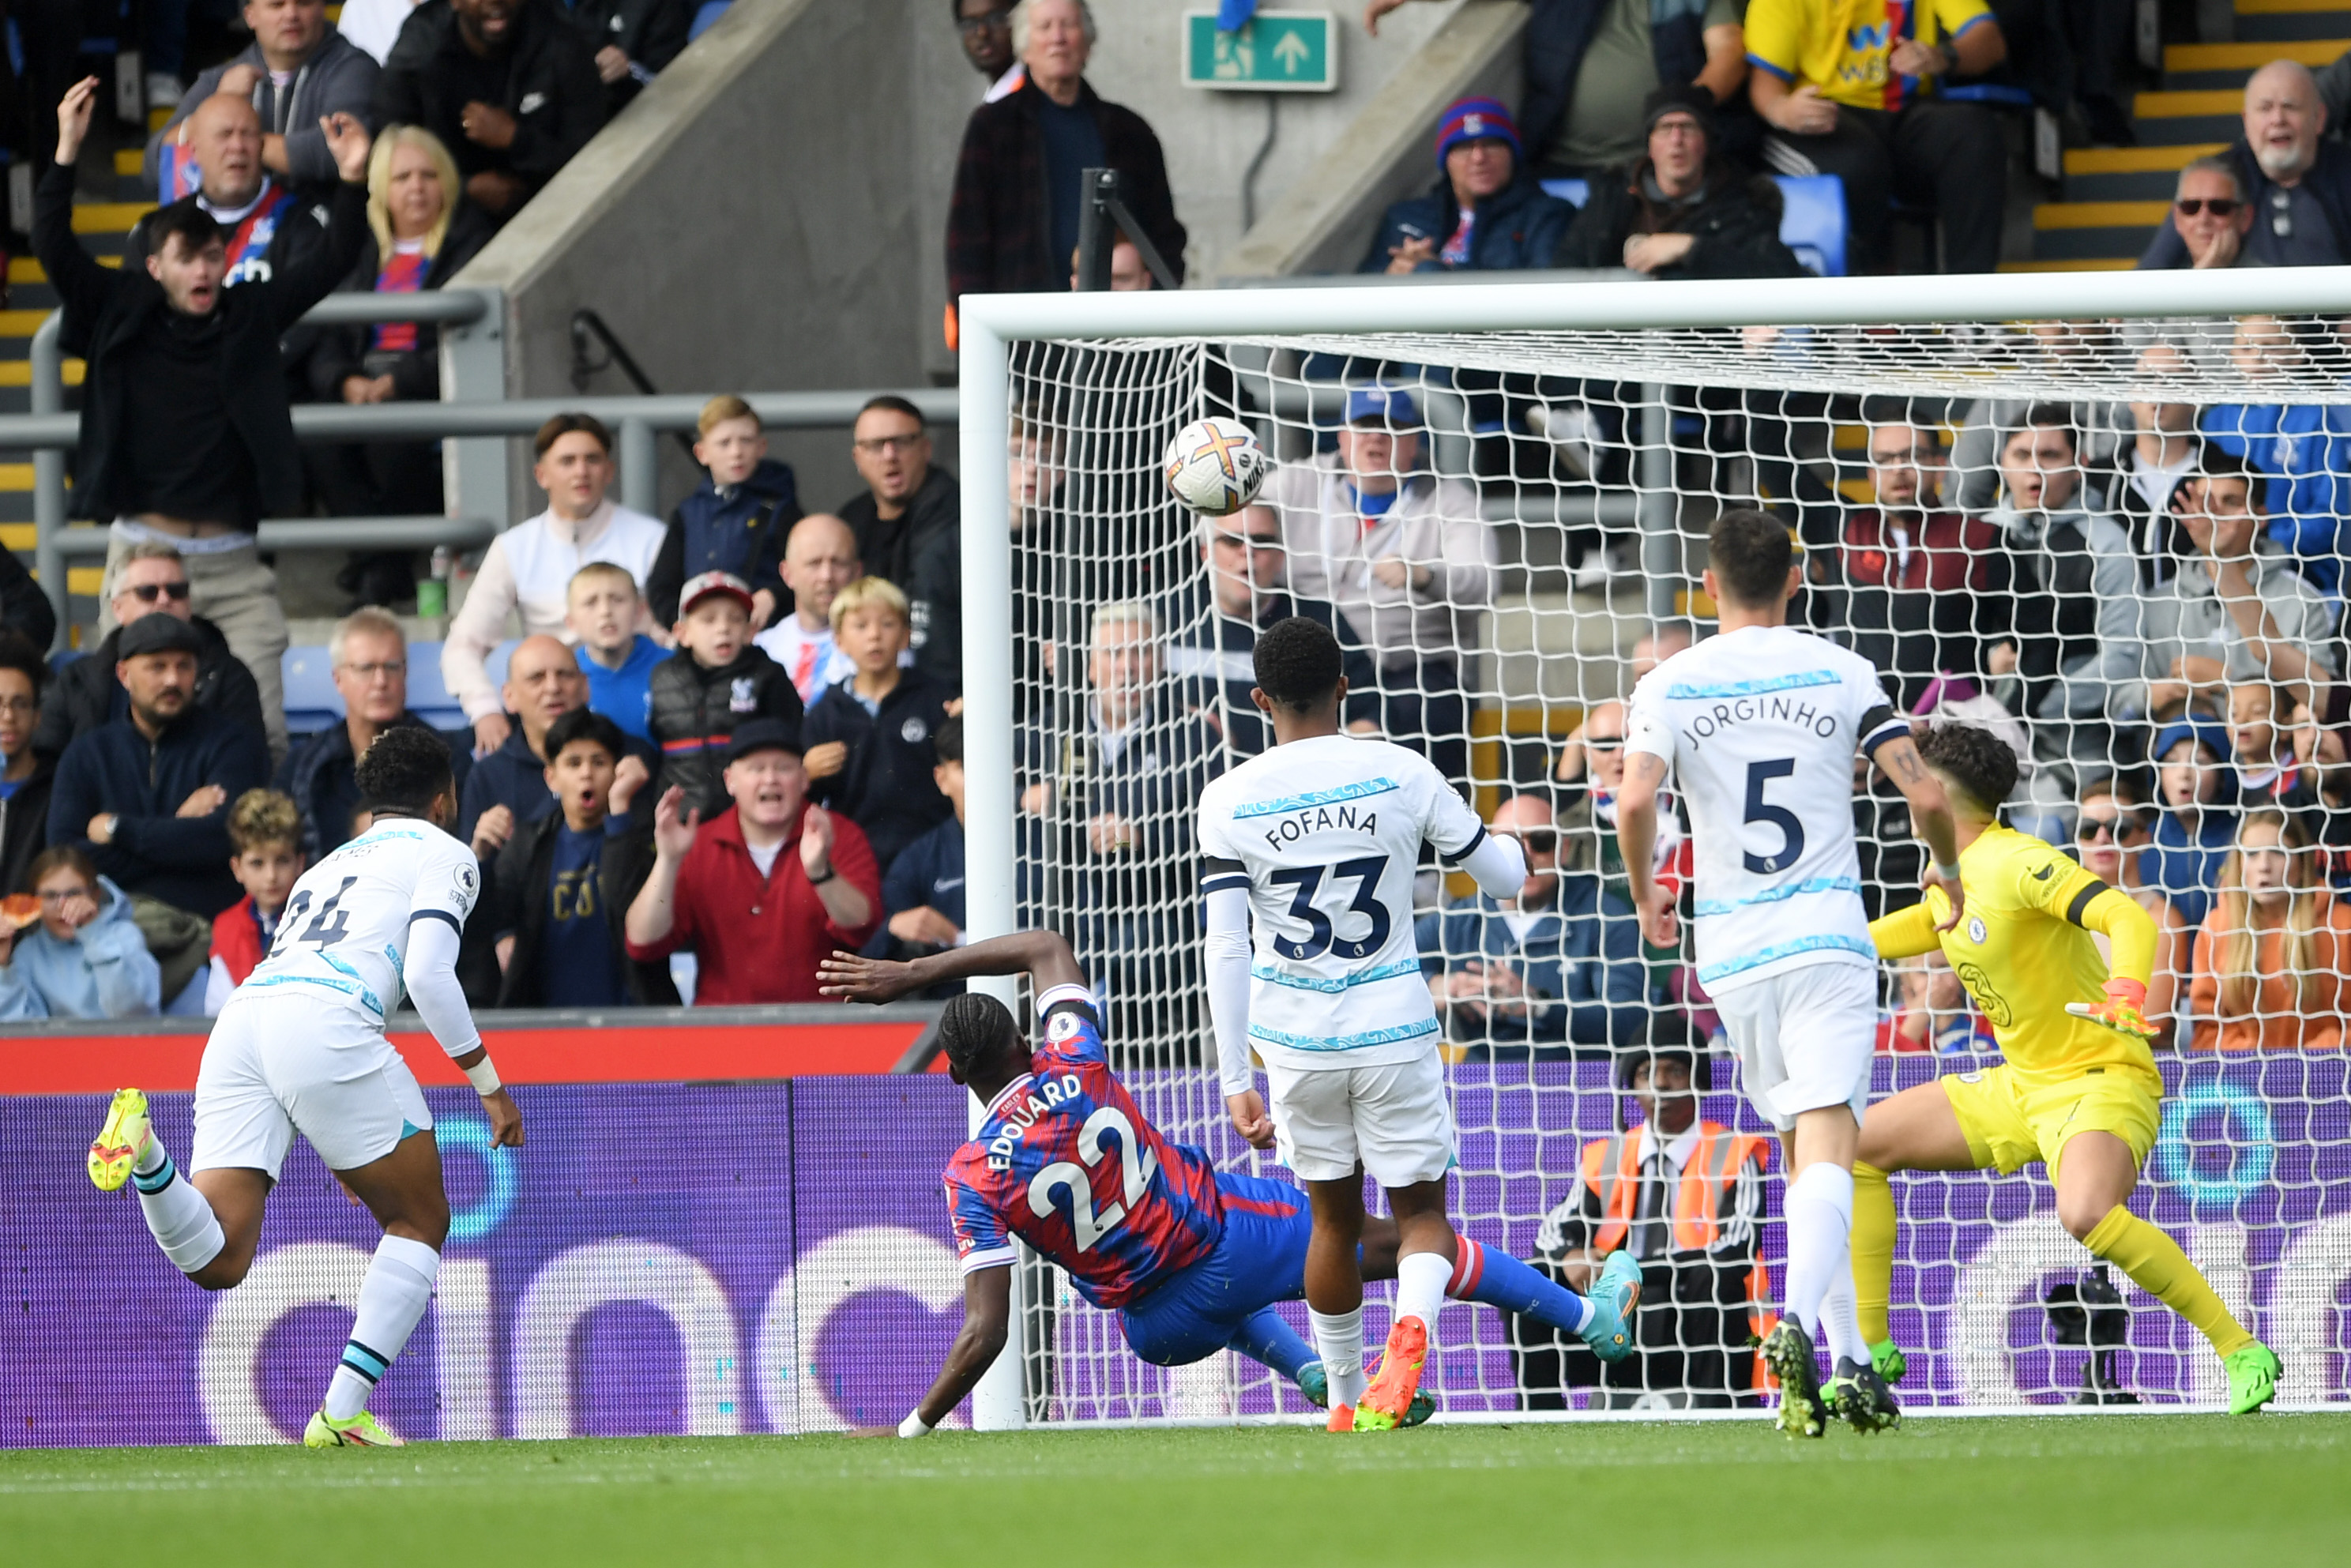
[1710,960,1878,1132]
[1264,1052,1454,1188]
[191,989,434,1179]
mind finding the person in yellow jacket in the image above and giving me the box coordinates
[1853,724,2281,1420]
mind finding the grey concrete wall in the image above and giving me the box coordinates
[911,1,1479,378]
[457,0,939,521]
[1218,2,1528,279]
[460,0,1522,514]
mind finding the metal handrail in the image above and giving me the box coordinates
[9,290,961,642]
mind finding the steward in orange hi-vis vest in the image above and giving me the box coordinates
[1512,1046,1774,1409]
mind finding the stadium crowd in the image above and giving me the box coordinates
[0,3,2342,1065]
[0,4,2343,1420]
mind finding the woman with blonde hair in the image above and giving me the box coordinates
[2187,807,2351,1051]
[294,123,493,606]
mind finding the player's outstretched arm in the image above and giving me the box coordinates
[406,916,522,1146]
[817,929,1086,1004]
[1202,882,1275,1148]
[894,1265,1013,1436]
[1874,735,1966,931]
[1615,751,1678,948]
[1868,901,1943,961]
[2065,886,2164,1040]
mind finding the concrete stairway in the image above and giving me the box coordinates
[2020,2,2351,271]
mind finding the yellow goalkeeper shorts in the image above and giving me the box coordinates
[1938,1063,2163,1181]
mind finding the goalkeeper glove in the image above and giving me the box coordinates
[2065,977,2159,1040]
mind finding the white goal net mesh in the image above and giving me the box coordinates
[995,310,2351,1419]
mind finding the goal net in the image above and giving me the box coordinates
[959,276,2351,1421]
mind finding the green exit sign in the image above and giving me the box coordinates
[1183,10,1340,92]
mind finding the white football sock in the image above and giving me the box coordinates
[1307,1307,1367,1410]
[1393,1251,1451,1333]
[130,1139,224,1276]
[1783,1163,1856,1346]
[1818,1270,1866,1368]
[323,1235,440,1421]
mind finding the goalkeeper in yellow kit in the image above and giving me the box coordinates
[1852,725,2281,1419]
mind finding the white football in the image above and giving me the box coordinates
[1163,416,1268,517]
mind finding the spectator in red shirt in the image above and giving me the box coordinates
[622,717,880,1003]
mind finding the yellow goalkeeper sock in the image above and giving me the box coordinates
[1852,1160,1897,1344]
[2082,1205,2255,1359]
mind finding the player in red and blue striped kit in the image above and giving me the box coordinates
[819,930,1642,1436]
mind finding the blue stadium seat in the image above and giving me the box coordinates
[1770,174,1847,278]
[1538,178,1590,209]
[403,641,471,732]
[689,2,732,41]
[280,646,341,735]
[483,638,519,694]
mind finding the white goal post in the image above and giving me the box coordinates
[954,266,2351,1430]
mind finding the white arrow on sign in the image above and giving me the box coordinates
[1273,29,1309,74]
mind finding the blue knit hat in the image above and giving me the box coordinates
[1435,96,1521,172]
[2154,717,2232,765]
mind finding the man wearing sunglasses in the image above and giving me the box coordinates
[2161,158,2255,272]
[33,543,266,763]
[2139,61,2351,270]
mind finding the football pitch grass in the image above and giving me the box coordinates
[5,1414,2347,1566]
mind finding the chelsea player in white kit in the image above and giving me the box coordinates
[86,729,523,1448]
[1200,619,1640,1431]
[1616,511,1962,1438]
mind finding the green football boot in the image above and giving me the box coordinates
[2224,1342,2281,1416]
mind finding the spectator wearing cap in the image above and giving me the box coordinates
[2126,446,2339,728]
[1553,85,1806,279]
[946,0,1186,307]
[647,572,804,821]
[35,542,265,761]
[1264,384,1497,784]
[1744,0,2008,274]
[624,719,882,1005]
[442,413,666,756]
[1361,97,1572,274]
[1362,0,1748,180]
[2146,717,2240,930]
[275,606,473,862]
[799,577,957,875]
[480,706,673,1008]
[49,613,273,922]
